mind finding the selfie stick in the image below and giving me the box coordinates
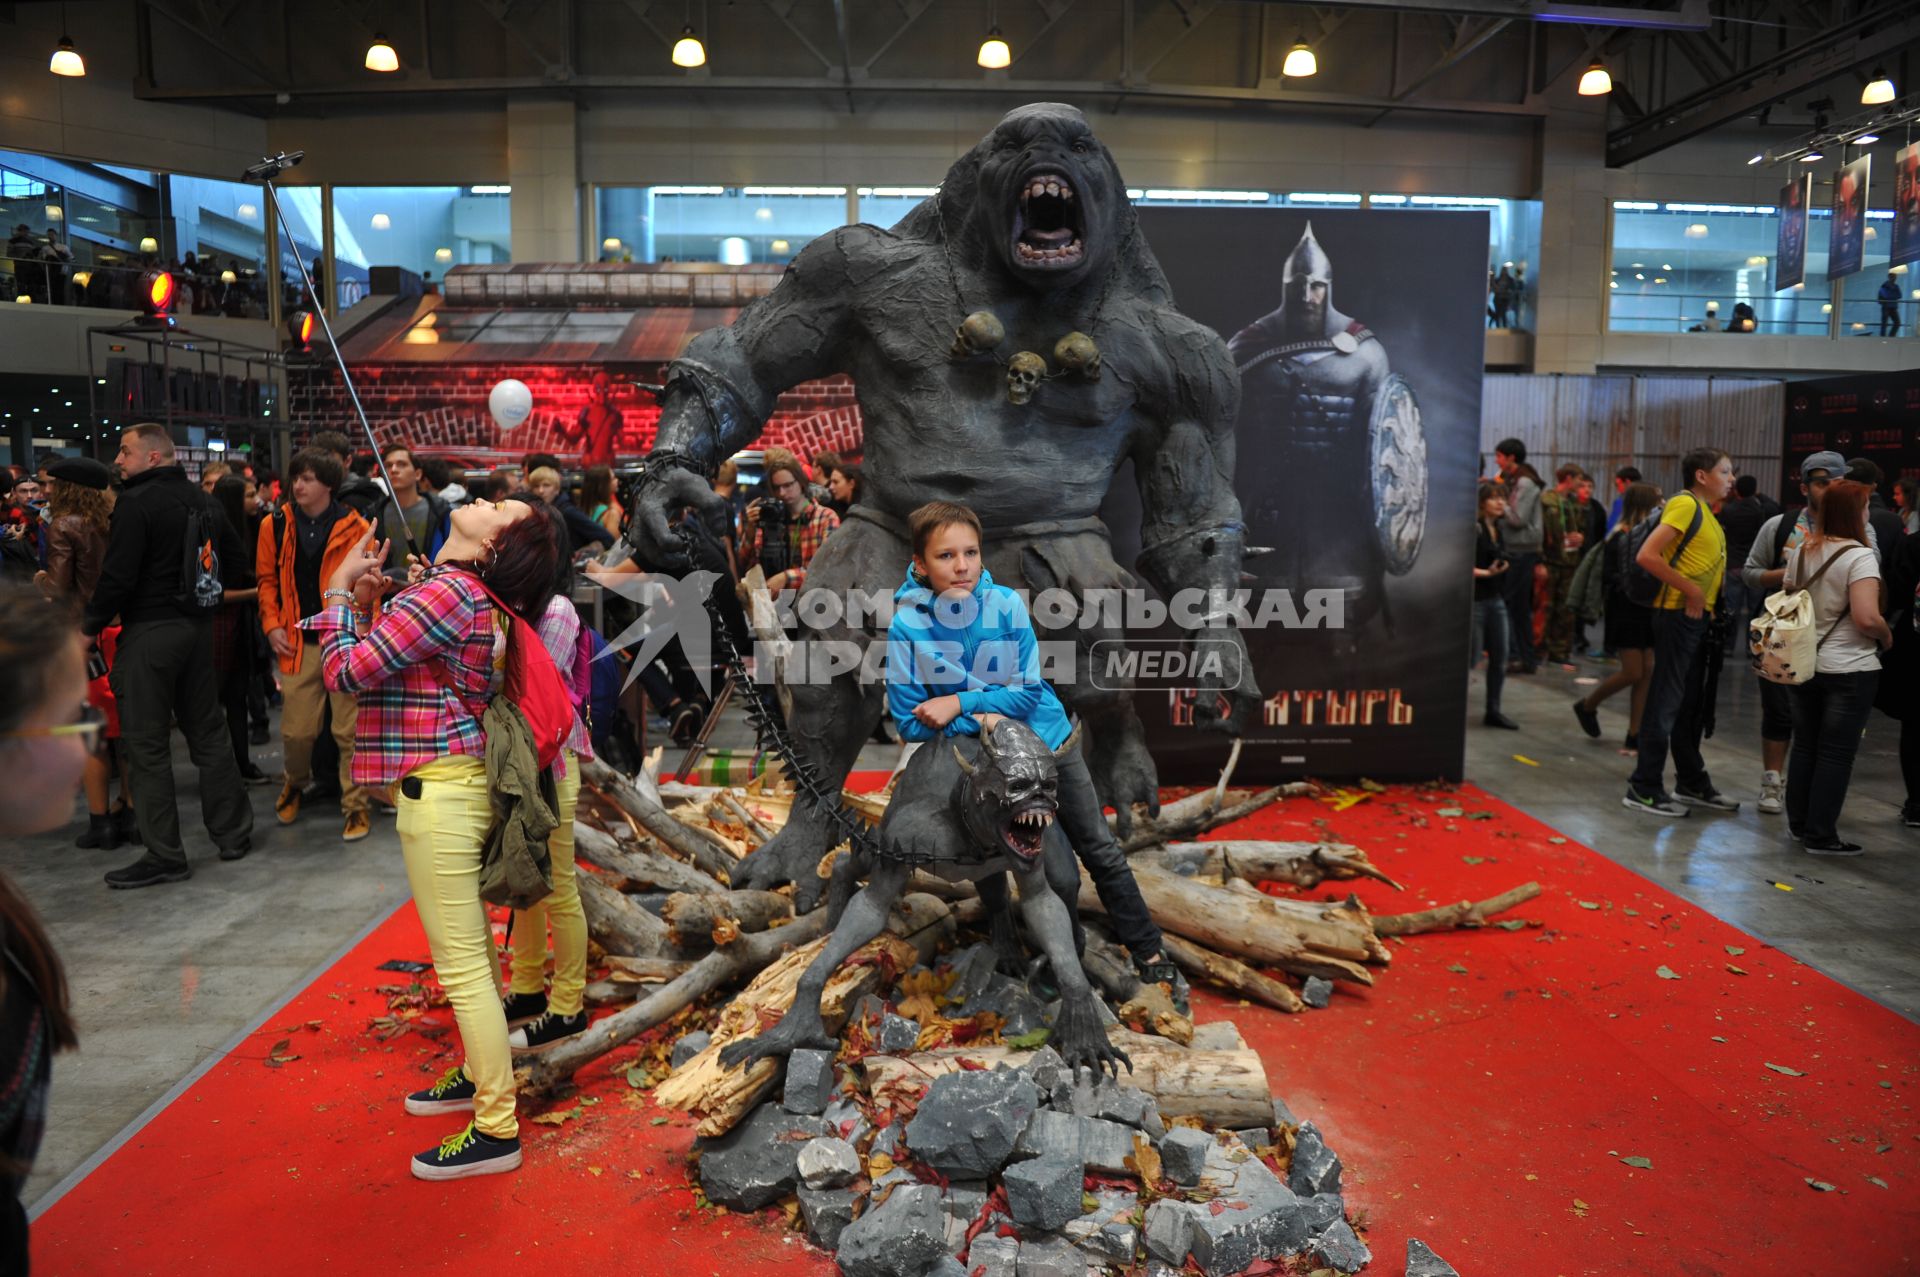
[244,150,421,564]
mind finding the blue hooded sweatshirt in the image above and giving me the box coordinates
[886,563,1072,749]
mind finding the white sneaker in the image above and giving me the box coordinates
[1758,771,1784,815]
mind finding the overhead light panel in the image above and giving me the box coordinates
[977,26,1011,69]
[672,25,707,67]
[1801,151,1823,162]
[1861,69,1895,106]
[1854,133,1880,145]
[435,246,453,261]
[1747,154,1765,166]
[365,34,399,73]
[1578,60,1612,96]
[1283,38,1317,78]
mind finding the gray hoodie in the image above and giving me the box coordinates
[1500,472,1544,554]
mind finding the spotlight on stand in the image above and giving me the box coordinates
[977,26,1011,69]
[287,310,315,353]
[672,25,706,67]
[138,268,175,329]
[1861,68,1895,106]
[1578,60,1612,96]
[1282,37,1317,78]
[365,34,400,72]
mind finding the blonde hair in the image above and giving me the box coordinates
[200,462,231,486]
[528,466,563,491]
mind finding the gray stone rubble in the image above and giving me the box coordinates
[1406,1237,1463,1275]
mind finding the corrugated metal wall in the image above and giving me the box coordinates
[1482,374,1784,494]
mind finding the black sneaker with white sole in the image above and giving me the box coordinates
[411,1122,521,1181]
[1674,783,1740,813]
[508,1010,589,1052]
[404,1065,476,1116]
[1903,805,1920,830]
[1803,837,1865,857]
[501,990,547,1029]
[1622,788,1689,818]
[1572,700,1602,738]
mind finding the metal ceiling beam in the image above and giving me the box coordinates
[1247,0,1711,30]
[140,0,290,90]
[1365,14,1512,125]
[1606,2,1920,166]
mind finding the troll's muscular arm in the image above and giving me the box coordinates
[1132,312,1258,733]
[627,228,865,569]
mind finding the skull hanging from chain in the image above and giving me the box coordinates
[950,311,1006,361]
[1007,351,1048,405]
[1053,331,1101,380]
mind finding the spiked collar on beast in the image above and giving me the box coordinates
[948,718,1080,867]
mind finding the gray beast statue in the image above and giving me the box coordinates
[628,103,1257,909]
[718,719,1129,1078]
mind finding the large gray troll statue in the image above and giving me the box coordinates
[628,103,1257,909]
[718,719,1130,1079]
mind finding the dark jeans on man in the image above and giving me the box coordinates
[109,618,255,865]
[1500,551,1541,667]
[1470,596,1509,716]
[1758,676,1794,746]
[1786,670,1879,841]
[1630,609,1713,797]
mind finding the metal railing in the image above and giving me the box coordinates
[1608,289,1918,337]
[0,254,276,318]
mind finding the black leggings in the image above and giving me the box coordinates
[1903,714,1920,809]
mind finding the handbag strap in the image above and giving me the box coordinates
[1791,544,1869,652]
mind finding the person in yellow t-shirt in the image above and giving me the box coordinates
[1625,448,1736,818]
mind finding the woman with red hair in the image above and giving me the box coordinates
[1781,479,1893,855]
[309,495,560,1180]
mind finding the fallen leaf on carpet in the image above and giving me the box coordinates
[1358,778,1386,793]
[1577,901,1601,910]
[1495,919,1528,931]
[1711,1036,1727,1043]
[1655,966,1680,980]
[1764,1062,1805,1077]
[1571,1198,1589,1217]
[1620,1156,1653,1169]
[1548,836,1568,844]
[1866,1176,1889,1189]
[1462,855,1485,864]
[1437,808,1465,818]
[532,1104,583,1125]
[1447,963,1469,974]
[1725,945,1746,956]
[1880,1081,1894,1089]
[1805,1178,1836,1192]
[650,1116,670,1126]
[588,1166,603,1176]
[1727,965,1747,975]
[1468,811,1494,821]
[1879,1145,1894,1154]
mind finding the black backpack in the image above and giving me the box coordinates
[177,504,225,612]
[1622,493,1703,607]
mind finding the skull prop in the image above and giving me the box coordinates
[1053,331,1101,380]
[1007,351,1048,405]
[950,310,1007,361]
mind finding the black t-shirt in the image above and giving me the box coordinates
[1475,519,1505,601]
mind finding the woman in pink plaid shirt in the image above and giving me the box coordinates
[308,496,560,1182]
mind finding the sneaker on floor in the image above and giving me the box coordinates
[1572,700,1601,738]
[508,1010,590,1052]
[75,813,121,850]
[501,990,548,1029]
[104,853,193,889]
[1623,732,1639,751]
[1803,837,1864,857]
[1674,783,1740,813]
[239,762,274,786]
[218,838,251,863]
[1903,805,1920,830]
[275,781,302,826]
[410,1122,521,1181]
[342,809,372,842]
[1757,771,1785,815]
[405,1065,477,1116]
[1483,711,1520,730]
[1622,788,1688,818]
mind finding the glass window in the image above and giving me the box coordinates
[1,151,168,308]
[273,185,329,312]
[331,185,510,308]
[164,173,271,319]
[1607,200,1841,336]
[1838,210,1905,338]
[1372,196,1542,330]
[596,186,846,265]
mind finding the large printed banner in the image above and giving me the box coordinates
[1107,208,1486,783]
[1781,369,1920,503]
[1893,142,1920,272]
[1776,174,1812,292]
[1829,155,1872,281]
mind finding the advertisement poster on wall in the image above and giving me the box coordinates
[1828,155,1872,281]
[1105,208,1484,783]
[1776,174,1812,291]
[1893,142,1920,271]
[1781,369,1920,509]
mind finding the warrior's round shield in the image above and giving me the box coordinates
[1369,372,1427,576]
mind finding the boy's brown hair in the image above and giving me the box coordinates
[908,500,983,559]
[760,447,804,488]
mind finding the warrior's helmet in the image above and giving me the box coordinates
[1280,222,1334,336]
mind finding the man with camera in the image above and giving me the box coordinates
[741,448,839,593]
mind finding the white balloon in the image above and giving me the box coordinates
[488,378,533,430]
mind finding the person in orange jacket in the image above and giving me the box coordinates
[256,448,376,841]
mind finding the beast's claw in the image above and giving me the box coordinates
[1050,991,1130,1080]
[715,1012,834,1073]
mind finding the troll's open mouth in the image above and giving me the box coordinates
[1012,172,1085,268]
[1001,803,1054,861]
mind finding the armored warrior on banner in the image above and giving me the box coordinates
[1229,223,1428,636]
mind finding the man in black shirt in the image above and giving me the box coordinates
[84,424,254,887]
[1717,474,1771,638]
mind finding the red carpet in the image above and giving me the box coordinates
[34,780,1920,1276]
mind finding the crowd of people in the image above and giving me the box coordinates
[1472,437,1919,854]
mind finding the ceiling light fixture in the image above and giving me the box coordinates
[1578,60,1611,96]
[1861,68,1895,106]
[49,6,84,77]
[1747,154,1765,166]
[370,212,391,230]
[1800,151,1823,162]
[672,24,707,67]
[1854,133,1880,145]
[45,205,63,222]
[435,246,453,261]
[365,34,399,73]
[977,25,1011,69]
[1283,37,1317,78]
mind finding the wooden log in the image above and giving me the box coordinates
[605,954,696,982]
[662,890,794,947]
[716,791,776,844]
[1084,863,1377,986]
[583,757,736,881]
[862,1025,1272,1130]
[1160,934,1304,1013]
[1373,881,1543,936]
[578,868,670,956]
[1144,840,1403,891]
[1116,785,1309,854]
[573,823,725,896]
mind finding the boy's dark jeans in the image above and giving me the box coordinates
[1630,609,1713,797]
[1056,744,1164,963]
[1786,670,1879,840]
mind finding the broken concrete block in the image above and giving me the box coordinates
[1021,1044,1071,1103]
[1182,1139,1309,1277]
[1311,1219,1371,1271]
[1406,1238,1463,1276]
[1003,1156,1084,1233]
[796,1136,861,1191]
[1230,1127,1273,1150]
[1013,1109,1136,1174]
[1270,1095,1298,1129]
[822,1094,872,1147]
[1302,976,1333,1009]
[942,943,1001,1004]
[870,1120,905,1159]
[1067,1074,1164,1136]
[1143,1199,1195,1266]
[1288,1121,1342,1196]
[964,973,1046,1038]
[836,1183,947,1277]
[1012,1234,1082,1277]
[796,1185,857,1249]
[783,1047,837,1115]
[695,1105,827,1211]
[877,1012,922,1054]
[670,1030,711,1069]
[1159,1126,1212,1185]
[943,1181,989,1229]
[905,1067,1040,1178]
[1062,1188,1139,1264]
[965,1233,1019,1277]
[1299,1191,1345,1235]
[927,1258,968,1277]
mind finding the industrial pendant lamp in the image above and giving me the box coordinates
[1578,60,1612,96]
[49,3,84,76]
[365,34,399,72]
[1282,37,1317,78]
[1861,68,1895,106]
[978,4,1010,69]
[672,2,706,67]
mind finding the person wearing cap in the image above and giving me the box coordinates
[1740,450,1881,818]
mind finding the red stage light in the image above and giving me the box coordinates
[137,269,175,327]
[288,310,315,350]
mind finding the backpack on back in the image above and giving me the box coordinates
[1622,493,1703,607]
[1749,544,1868,685]
[177,504,225,613]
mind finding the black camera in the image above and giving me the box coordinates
[753,495,793,576]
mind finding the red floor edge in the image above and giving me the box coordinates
[33,779,1920,1277]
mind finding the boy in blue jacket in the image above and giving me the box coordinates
[886,500,1182,1002]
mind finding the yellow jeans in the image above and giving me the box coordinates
[508,751,585,1017]
[396,755,516,1139]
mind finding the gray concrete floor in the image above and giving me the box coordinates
[14,659,1916,1214]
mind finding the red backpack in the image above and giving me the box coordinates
[436,571,575,771]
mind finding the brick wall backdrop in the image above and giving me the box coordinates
[286,361,864,472]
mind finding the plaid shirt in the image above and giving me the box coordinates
[535,594,594,770]
[743,499,840,587]
[307,568,501,787]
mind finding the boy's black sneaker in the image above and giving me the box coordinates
[238,763,273,786]
[104,853,192,889]
[75,813,121,850]
[1803,838,1864,857]
[410,1122,521,1181]
[1572,700,1602,738]
[1484,711,1520,730]
[501,991,547,1029]
[1902,805,1920,829]
[508,1010,589,1052]
[1622,788,1688,818]
[404,1065,476,1116]
[1674,784,1740,813]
